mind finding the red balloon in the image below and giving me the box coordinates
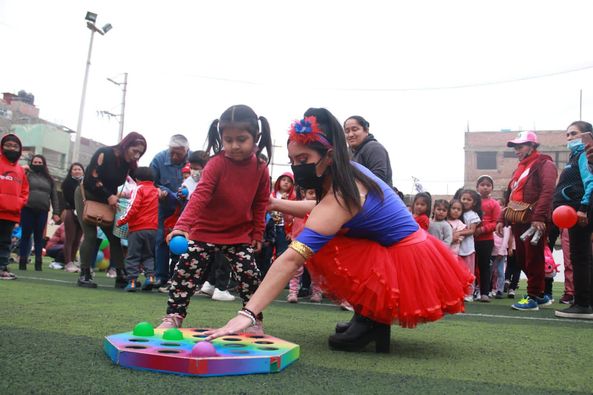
[552,205,578,228]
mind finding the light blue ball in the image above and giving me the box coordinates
[170,236,189,255]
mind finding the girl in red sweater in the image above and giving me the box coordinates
[474,175,501,302]
[412,192,431,230]
[158,105,272,332]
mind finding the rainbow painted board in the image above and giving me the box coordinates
[103,323,300,377]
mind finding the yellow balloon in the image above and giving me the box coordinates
[97,259,109,271]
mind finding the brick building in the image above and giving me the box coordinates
[464,130,567,198]
[1,90,105,181]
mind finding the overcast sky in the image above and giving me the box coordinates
[1,0,593,193]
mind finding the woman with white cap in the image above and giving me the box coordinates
[495,131,557,311]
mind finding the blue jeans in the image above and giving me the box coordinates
[491,255,506,292]
[274,225,289,258]
[19,207,47,264]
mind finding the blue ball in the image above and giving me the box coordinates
[181,187,189,197]
[169,235,189,255]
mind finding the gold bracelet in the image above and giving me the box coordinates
[289,240,314,260]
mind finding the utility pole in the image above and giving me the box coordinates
[580,89,583,120]
[107,72,128,141]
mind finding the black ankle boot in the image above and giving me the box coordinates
[77,268,97,288]
[328,314,391,353]
[34,261,42,271]
[18,261,27,271]
[115,268,127,289]
[335,314,355,333]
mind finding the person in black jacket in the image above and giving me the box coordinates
[18,154,60,271]
[553,121,593,319]
[61,162,84,273]
[344,116,393,186]
[74,132,147,288]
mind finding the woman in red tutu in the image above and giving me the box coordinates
[206,108,474,352]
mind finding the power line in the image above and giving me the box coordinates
[139,62,593,92]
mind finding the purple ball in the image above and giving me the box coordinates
[191,341,218,357]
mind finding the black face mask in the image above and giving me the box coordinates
[31,164,44,172]
[291,159,325,191]
[2,150,20,163]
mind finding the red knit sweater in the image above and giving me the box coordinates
[475,197,501,241]
[174,152,270,245]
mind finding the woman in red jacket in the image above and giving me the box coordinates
[0,134,29,279]
[496,131,557,311]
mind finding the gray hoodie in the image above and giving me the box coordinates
[351,134,393,186]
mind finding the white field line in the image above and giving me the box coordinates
[16,275,593,325]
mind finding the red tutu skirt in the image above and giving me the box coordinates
[306,229,474,328]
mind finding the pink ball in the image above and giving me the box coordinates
[191,341,218,357]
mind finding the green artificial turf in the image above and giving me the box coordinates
[1,263,593,394]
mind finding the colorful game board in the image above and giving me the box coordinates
[103,323,300,377]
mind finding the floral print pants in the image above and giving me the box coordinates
[166,240,261,317]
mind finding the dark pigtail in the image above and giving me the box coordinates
[206,119,222,155]
[257,116,273,165]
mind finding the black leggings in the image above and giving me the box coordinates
[475,239,494,296]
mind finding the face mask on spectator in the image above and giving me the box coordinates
[190,169,201,182]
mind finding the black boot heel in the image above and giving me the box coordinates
[374,324,391,353]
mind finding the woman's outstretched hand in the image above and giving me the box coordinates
[204,314,253,341]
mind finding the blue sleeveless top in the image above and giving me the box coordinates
[296,163,418,252]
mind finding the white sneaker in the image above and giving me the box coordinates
[212,288,235,301]
[105,267,117,278]
[158,280,171,294]
[49,261,64,270]
[464,295,474,303]
[200,281,215,296]
[64,262,80,273]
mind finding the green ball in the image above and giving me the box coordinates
[162,328,184,341]
[99,238,109,250]
[133,321,154,337]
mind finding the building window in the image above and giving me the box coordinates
[503,151,516,158]
[476,151,497,169]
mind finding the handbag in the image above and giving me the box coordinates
[80,185,116,227]
[504,200,533,224]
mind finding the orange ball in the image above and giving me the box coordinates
[552,205,578,228]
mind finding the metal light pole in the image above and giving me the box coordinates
[73,12,112,162]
